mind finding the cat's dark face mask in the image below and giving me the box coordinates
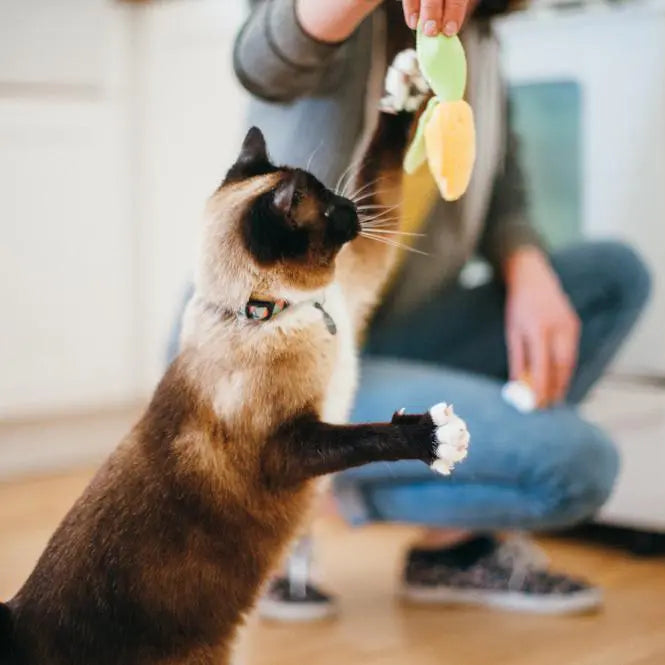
[222,127,360,270]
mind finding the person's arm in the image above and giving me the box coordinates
[503,245,580,407]
[233,0,381,103]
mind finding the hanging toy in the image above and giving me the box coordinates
[403,30,476,202]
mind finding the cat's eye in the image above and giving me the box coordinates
[292,190,304,206]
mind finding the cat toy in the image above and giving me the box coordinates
[501,375,538,414]
[403,29,476,201]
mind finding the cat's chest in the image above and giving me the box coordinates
[319,283,358,424]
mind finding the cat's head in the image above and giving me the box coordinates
[196,127,359,308]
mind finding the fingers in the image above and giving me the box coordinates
[509,317,580,409]
[402,0,420,30]
[403,0,471,36]
[420,0,444,36]
[524,315,580,408]
[507,326,526,383]
[550,338,574,404]
[549,316,581,403]
[442,0,470,36]
[526,328,550,408]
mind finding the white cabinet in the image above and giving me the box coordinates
[0,101,136,416]
[0,1,136,418]
[0,0,109,88]
[0,0,247,418]
[134,0,247,392]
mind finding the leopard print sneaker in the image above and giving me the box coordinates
[401,535,602,614]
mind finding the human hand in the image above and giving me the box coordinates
[504,247,581,407]
[401,0,475,36]
[296,0,383,43]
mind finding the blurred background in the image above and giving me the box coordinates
[1,1,664,664]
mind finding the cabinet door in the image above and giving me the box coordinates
[0,100,135,418]
[0,0,108,88]
[136,0,248,391]
[0,0,136,418]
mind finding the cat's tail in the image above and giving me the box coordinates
[0,601,17,663]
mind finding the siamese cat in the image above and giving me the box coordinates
[0,125,469,665]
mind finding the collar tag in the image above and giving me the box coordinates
[314,302,337,335]
[245,298,289,321]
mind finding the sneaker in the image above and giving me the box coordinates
[401,535,603,614]
[257,533,337,621]
[257,577,338,622]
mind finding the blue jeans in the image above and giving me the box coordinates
[334,241,651,531]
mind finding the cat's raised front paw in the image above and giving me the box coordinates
[429,403,470,476]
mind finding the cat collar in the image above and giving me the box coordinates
[242,298,337,335]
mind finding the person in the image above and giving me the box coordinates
[174,0,652,618]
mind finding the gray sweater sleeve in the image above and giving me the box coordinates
[234,0,350,102]
[478,121,545,272]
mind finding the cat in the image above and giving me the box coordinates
[0,126,469,665]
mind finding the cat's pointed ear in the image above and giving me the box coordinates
[223,127,275,185]
[238,126,268,165]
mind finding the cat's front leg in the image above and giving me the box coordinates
[262,404,470,488]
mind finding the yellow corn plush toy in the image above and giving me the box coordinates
[403,31,476,201]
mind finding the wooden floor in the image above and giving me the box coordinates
[1,470,664,665]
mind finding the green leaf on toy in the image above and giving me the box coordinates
[404,96,439,174]
[416,30,467,102]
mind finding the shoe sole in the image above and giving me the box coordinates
[257,597,338,622]
[400,585,603,615]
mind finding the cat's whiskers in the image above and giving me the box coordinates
[341,164,366,198]
[359,237,411,253]
[358,209,406,227]
[351,188,395,205]
[360,220,403,230]
[334,162,356,196]
[359,228,425,237]
[347,176,390,202]
[359,207,401,223]
[305,141,324,172]
[336,158,365,197]
[357,205,401,220]
[356,204,397,212]
[359,231,430,256]
[335,159,357,192]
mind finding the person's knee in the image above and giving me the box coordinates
[534,418,620,528]
[590,240,652,311]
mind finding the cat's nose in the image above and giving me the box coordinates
[326,197,359,243]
